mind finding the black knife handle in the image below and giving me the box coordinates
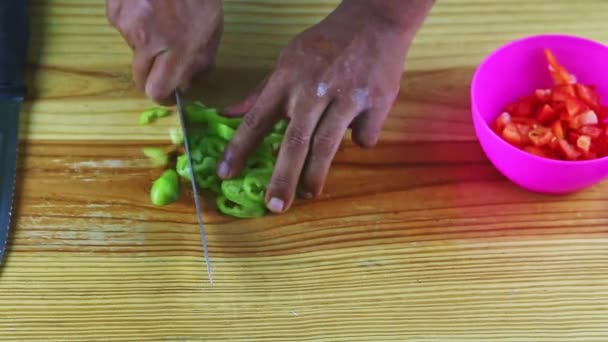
[0,0,28,98]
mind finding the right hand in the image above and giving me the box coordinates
[106,0,223,103]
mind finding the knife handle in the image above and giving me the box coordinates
[0,0,28,98]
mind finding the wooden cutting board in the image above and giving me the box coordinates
[5,0,608,340]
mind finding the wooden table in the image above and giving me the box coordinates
[6,0,608,340]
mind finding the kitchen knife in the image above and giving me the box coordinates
[175,90,213,285]
[0,0,29,265]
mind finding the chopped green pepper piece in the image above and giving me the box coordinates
[220,179,248,203]
[243,170,272,203]
[169,127,184,145]
[246,154,274,171]
[150,170,179,206]
[199,136,227,158]
[142,147,169,167]
[195,157,219,189]
[261,133,283,152]
[206,121,236,141]
[139,106,171,125]
[185,103,242,128]
[273,119,288,134]
[216,196,267,218]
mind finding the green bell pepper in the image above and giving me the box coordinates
[150,170,180,206]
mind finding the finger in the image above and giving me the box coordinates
[264,97,329,213]
[299,100,357,198]
[105,0,121,27]
[351,102,393,148]
[145,50,192,104]
[223,75,269,117]
[216,73,286,180]
[132,49,158,92]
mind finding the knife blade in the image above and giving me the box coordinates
[0,0,29,266]
[175,90,213,285]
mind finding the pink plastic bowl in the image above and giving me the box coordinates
[471,34,608,194]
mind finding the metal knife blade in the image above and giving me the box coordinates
[0,101,20,265]
[0,0,29,266]
[175,90,213,285]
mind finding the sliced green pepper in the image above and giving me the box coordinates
[272,119,288,134]
[216,195,267,218]
[150,169,180,206]
[199,136,227,158]
[220,179,248,203]
[261,132,283,152]
[139,106,171,125]
[142,147,169,167]
[195,157,219,189]
[206,121,236,141]
[246,154,274,171]
[243,170,272,203]
[185,103,242,128]
[169,127,184,145]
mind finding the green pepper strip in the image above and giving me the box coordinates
[199,136,227,158]
[176,154,205,181]
[216,196,266,218]
[150,170,180,206]
[169,127,184,145]
[185,104,242,128]
[272,119,288,134]
[206,121,236,141]
[139,106,170,125]
[195,157,219,190]
[243,170,272,203]
[142,147,168,167]
[246,154,274,171]
[261,132,283,152]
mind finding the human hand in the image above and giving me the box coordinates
[106,0,223,103]
[217,0,433,213]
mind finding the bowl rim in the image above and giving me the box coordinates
[471,33,608,167]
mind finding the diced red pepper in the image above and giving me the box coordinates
[493,48,607,160]
[524,145,557,159]
[545,49,575,86]
[575,84,601,109]
[567,131,581,145]
[528,126,554,147]
[551,120,565,140]
[535,89,552,102]
[565,98,587,117]
[579,125,602,139]
[502,123,524,146]
[511,117,536,125]
[536,104,556,124]
[512,97,535,117]
[558,139,581,160]
[576,135,592,152]
[492,112,511,133]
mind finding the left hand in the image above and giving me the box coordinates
[217,1,426,213]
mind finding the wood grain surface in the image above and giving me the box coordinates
[6,0,608,340]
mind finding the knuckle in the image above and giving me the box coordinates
[312,129,340,158]
[146,82,168,102]
[242,111,263,131]
[127,26,149,48]
[285,125,312,150]
[271,174,291,188]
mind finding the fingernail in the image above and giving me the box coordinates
[267,197,284,213]
[218,161,230,178]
